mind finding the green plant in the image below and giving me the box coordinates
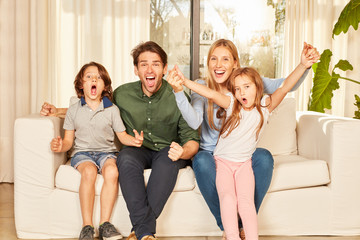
[355,94,360,119]
[308,0,360,119]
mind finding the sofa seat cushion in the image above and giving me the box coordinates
[55,161,195,195]
[268,155,330,193]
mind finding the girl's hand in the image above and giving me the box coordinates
[167,65,185,93]
[133,129,144,147]
[301,42,320,69]
[51,136,63,152]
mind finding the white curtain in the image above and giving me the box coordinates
[283,0,360,117]
[0,0,150,182]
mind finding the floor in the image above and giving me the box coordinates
[1,183,360,240]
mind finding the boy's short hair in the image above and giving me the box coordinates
[131,41,167,67]
[74,62,113,100]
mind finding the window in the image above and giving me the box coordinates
[150,0,285,80]
[150,0,192,78]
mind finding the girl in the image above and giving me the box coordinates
[167,48,317,240]
[50,62,143,240]
[168,39,319,239]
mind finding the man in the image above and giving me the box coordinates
[40,41,199,240]
[113,41,199,240]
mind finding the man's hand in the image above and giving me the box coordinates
[301,42,320,69]
[51,136,63,152]
[40,102,57,116]
[133,129,144,147]
[168,142,184,161]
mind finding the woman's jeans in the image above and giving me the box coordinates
[192,148,274,230]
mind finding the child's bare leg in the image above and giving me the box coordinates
[77,162,98,227]
[100,158,119,224]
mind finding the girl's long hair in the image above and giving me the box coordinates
[74,61,113,100]
[205,39,240,130]
[219,67,266,140]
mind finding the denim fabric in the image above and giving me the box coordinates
[192,147,274,230]
[71,151,117,173]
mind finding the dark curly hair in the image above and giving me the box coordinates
[74,61,113,100]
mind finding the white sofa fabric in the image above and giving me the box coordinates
[14,98,360,239]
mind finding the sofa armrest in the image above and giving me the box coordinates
[14,113,67,189]
[296,111,360,231]
[296,111,360,167]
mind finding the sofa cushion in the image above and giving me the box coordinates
[55,162,195,195]
[268,155,330,193]
[257,97,297,155]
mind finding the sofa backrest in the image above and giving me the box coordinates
[69,96,297,155]
[257,97,297,156]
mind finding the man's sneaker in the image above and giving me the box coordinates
[126,231,137,240]
[140,235,158,240]
[79,225,95,240]
[99,222,123,240]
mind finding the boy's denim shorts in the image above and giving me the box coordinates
[71,151,118,174]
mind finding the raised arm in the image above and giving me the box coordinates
[263,42,319,94]
[167,66,231,109]
[172,89,205,130]
[167,66,206,129]
[267,42,320,113]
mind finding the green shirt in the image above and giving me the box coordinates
[113,79,200,152]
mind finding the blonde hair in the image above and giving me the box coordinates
[219,67,267,140]
[205,39,240,130]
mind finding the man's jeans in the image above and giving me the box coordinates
[192,148,274,230]
[117,146,186,239]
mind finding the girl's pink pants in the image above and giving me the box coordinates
[215,156,258,240]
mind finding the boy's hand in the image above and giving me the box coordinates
[40,102,57,116]
[301,42,320,69]
[168,142,184,161]
[167,65,185,93]
[51,136,63,152]
[133,129,144,147]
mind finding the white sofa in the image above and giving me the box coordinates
[14,98,360,239]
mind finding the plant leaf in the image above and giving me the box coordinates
[333,0,360,38]
[334,59,354,71]
[308,49,340,112]
[354,94,360,119]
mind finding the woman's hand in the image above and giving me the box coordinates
[167,65,185,93]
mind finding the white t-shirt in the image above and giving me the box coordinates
[214,93,270,162]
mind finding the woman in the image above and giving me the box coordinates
[168,39,319,239]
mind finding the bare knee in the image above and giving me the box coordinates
[78,163,98,183]
[102,159,119,182]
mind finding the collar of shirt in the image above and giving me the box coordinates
[136,79,167,100]
[80,96,113,108]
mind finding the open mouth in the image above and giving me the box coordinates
[214,70,225,78]
[91,85,97,95]
[242,98,248,105]
[146,76,156,87]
